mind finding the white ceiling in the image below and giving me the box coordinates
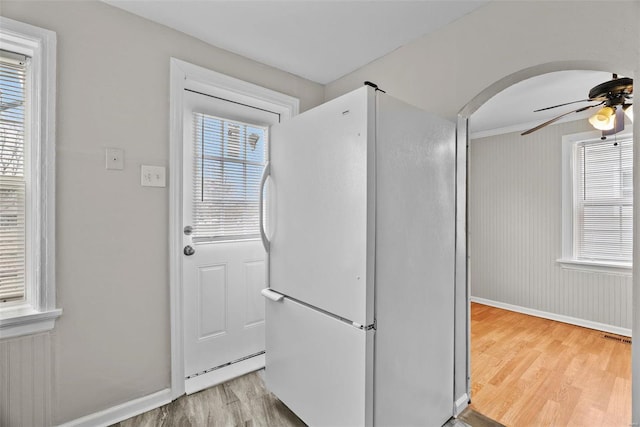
[103,1,621,134]
[104,0,488,84]
[470,70,615,136]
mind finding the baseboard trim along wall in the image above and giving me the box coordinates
[471,297,632,337]
[56,388,171,427]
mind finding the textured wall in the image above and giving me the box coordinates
[469,120,633,329]
[0,333,52,426]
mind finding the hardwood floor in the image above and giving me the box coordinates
[470,303,632,427]
[111,371,305,427]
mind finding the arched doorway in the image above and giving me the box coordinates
[454,61,637,424]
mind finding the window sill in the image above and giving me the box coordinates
[0,305,62,340]
[556,258,632,276]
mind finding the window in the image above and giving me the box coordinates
[575,137,632,262]
[192,112,268,242]
[0,50,27,303]
[0,17,59,339]
[560,130,633,273]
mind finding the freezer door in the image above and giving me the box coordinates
[268,86,375,326]
[265,296,374,427]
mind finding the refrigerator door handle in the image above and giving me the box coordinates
[259,162,271,252]
[261,288,284,302]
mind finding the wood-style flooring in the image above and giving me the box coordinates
[470,302,632,427]
[112,369,501,427]
[111,371,305,427]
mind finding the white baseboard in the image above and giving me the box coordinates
[185,353,265,395]
[56,388,172,427]
[471,296,632,337]
[453,393,469,417]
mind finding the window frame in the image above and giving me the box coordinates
[0,17,60,339]
[558,129,633,275]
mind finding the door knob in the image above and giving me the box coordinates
[184,245,195,256]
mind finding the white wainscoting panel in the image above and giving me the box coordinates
[469,120,633,330]
[0,332,52,426]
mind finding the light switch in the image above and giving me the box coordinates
[105,148,124,170]
[141,165,166,187]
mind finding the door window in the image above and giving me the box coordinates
[191,112,268,242]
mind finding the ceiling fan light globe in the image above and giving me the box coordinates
[589,106,616,130]
[624,105,634,122]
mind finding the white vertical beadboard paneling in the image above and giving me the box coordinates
[469,119,633,330]
[0,333,52,427]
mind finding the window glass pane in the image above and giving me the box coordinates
[575,137,633,263]
[246,127,266,164]
[193,113,268,241]
[0,51,27,302]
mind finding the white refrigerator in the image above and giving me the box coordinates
[259,85,456,426]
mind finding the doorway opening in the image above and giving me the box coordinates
[458,64,635,425]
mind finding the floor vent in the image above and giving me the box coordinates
[603,334,632,344]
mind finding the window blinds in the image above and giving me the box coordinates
[192,112,268,242]
[0,51,27,302]
[575,137,633,262]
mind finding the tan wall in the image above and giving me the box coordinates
[0,1,323,424]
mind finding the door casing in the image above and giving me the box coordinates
[169,58,298,399]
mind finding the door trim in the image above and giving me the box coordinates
[169,58,299,399]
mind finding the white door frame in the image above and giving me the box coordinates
[169,58,299,399]
[453,59,637,418]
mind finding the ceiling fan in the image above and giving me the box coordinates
[521,74,633,136]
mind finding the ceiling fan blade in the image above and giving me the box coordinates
[521,103,603,136]
[533,99,594,112]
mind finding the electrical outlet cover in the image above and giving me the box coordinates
[141,165,166,187]
[105,148,124,170]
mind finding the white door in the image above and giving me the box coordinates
[182,90,279,388]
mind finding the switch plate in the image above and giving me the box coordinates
[141,165,166,187]
[105,148,124,170]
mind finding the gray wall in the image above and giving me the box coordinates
[469,120,633,330]
[0,1,323,425]
[325,1,639,117]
